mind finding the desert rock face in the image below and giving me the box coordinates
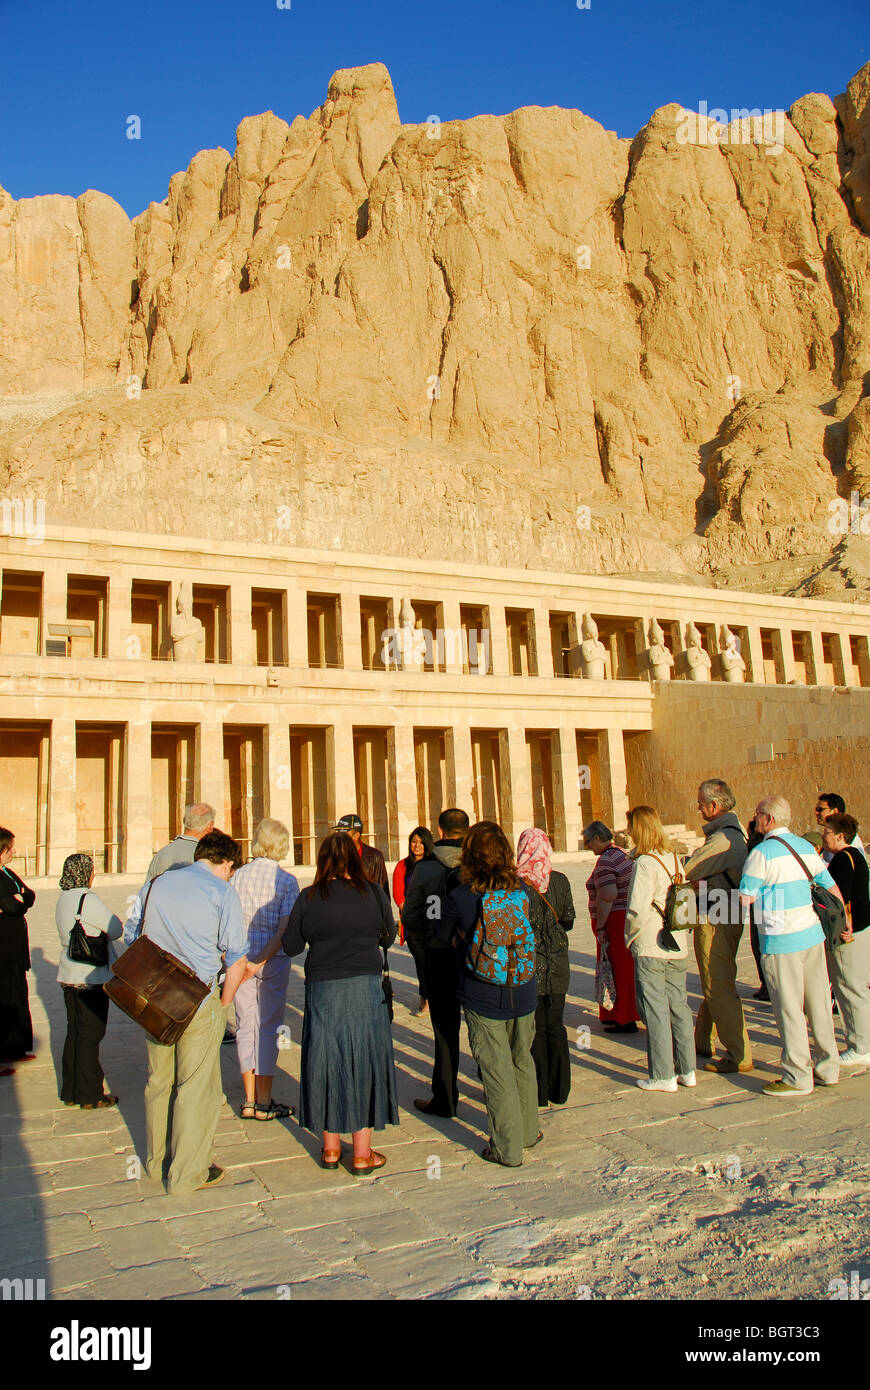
[1,59,869,596]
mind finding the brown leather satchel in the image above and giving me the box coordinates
[104,881,210,1044]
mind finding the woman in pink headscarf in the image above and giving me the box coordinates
[516,829,576,1107]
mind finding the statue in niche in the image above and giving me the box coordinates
[398,596,424,671]
[720,626,746,683]
[647,619,674,681]
[579,613,607,680]
[170,581,203,663]
[685,621,712,682]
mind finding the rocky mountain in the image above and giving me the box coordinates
[1,60,869,596]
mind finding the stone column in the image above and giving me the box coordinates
[389,722,419,851]
[287,586,309,671]
[806,630,825,685]
[502,726,532,846]
[531,605,555,678]
[42,566,68,655]
[229,582,253,667]
[826,631,848,685]
[337,584,362,671]
[48,716,77,876]
[744,627,765,685]
[553,725,582,853]
[488,603,509,676]
[125,715,153,873]
[198,719,225,826]
[597,726,628,832]
[107,572,133,661]
[446,724,475,811]
[327,722,357,825]
[774,628,796,684]
[440,599,465,675]
[266,721,293,837]
[853,635,870,688]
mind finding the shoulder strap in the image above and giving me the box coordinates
[139,879,156,938]
[73,892,88,926]
[648,853,677,884]
[529,882,559,918]
[767,835,813,882]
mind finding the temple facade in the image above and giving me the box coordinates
[2,525,869,876]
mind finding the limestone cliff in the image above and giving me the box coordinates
[1,60,869,595]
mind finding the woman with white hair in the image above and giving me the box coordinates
[232,819,299,1120]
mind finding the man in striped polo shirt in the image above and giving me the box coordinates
[739,794,843,1098]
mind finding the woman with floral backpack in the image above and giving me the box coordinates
[440,821,539,1166]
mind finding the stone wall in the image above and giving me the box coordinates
[625,681,870,835]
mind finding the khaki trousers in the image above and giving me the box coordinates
[826,928,870,1056]
[464,1009,538,1166]
[145,990,225,1193]
[693,921,752,1066]
[762,943,839,1089]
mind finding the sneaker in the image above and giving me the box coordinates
[762,1080,813,1099]
[703,1058,753,1074]
[677,1071,696,1087]
[636,1076,678,1092]
[812,1074,838,1087]
[196,1164,226,1189]
[839,1049,870,1067]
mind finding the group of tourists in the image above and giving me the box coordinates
[0,775,866,1193]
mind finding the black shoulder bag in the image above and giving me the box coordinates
[67,892,110,968]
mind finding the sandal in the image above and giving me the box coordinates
[240,1101,256,1120]
[254,1100,294,1121]
[80,1094,118,1110]
[352,1149,387,1176]
[524,1131,544,1150]
[321,1145,342,1169]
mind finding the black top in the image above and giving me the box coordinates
[0,867,35,966]
[525,870,576,995]
[439,882,537,1020]
[827,848,870,932]
[403,841,464,951]
[281,879,396,981]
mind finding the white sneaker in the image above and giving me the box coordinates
[839,1049,870,1066]
[677,1071,697,1087]
[636,1076,678,1092]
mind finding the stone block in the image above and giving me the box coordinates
[98,1220,187,1270]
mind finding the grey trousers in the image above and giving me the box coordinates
[464,1009,538,1166]
[634,956,696,1081]
[145,990,225,1192]
[826,928,870,1056]
[762,944,839,1089]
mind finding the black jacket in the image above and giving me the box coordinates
[402,841,463,951]
[0,867,35,967]
[525,871,575,995]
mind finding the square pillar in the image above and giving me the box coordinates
[827,631,848,685]
[42,567,68,655]
[502,726,533,847]
[125,716,153,873]
[744,627,765,685]
[107,572,133,662]
[440,599,465,675]
[336,584,361,672]
[47,717,78,877]
[389,723,418,851]
[597,726,628,832]
[230,582,253,667]
[806,630,825,686]
[553,725,582,853]
[198,720,225,828]
[327,722,357,826]
[288,587,309,671]
[488,604,510,677]
[266,721,293,839]
[775,628,796,684]
[446,724,474,813]
[531,605,555,678]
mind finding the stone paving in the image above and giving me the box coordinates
[1,863,868,1301]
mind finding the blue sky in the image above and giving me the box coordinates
[1,0,867,218]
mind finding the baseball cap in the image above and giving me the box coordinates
[333,814,363,832]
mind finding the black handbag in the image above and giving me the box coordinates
[381,944,394,1021]
[67,892,109,968]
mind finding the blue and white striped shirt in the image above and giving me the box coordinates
[739,830,835,955]
[233,858,300,957]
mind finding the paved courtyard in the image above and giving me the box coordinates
[1,863,868,1301]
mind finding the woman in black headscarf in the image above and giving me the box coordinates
[0,827,37,1074]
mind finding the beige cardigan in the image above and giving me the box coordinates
[625,853,689,961]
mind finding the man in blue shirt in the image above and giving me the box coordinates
[124,830,247,1192]
[739,795,842,1098]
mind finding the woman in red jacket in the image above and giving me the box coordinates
[393,826,435,1013]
